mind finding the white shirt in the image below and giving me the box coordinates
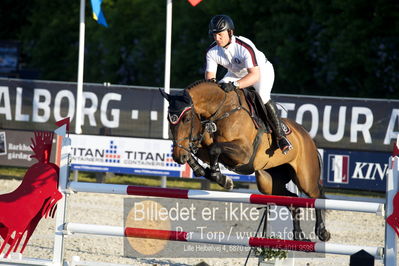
[205,35,268,78]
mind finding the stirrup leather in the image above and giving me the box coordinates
[278,137,293,155]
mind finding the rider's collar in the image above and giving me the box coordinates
[223,35,235,49]
[168,106,192,125]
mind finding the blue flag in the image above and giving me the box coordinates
[90,0,108,27]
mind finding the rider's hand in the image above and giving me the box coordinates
[220,82,237,92]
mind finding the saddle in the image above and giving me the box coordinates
[242,88,291,137]
[242,88,272,133]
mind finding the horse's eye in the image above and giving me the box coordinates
[183,116,191,123]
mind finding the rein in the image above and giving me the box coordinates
[201,89,249,132]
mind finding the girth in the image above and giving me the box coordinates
[227,127,264,175]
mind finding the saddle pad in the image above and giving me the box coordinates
[242,88,270,132]
[242,88,291,136]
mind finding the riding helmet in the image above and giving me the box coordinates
[208,15,235,35]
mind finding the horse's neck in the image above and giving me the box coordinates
[189,84,225,118]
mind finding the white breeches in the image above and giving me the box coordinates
[219,61,275,103]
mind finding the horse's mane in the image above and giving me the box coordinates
[185,79,218,90]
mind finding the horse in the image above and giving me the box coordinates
[160,80,330,242]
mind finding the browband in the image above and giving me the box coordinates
[168,106,192,125]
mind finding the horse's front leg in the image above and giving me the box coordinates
[187,156,206,177]
[184,149,232,190]
[205,143,234,190]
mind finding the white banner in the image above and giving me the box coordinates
[70,134,191,178]
[69,134,255,181]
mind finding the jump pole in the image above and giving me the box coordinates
[64,223,383,259]
[68,182,384,214]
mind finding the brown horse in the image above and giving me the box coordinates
[160,80,330,242]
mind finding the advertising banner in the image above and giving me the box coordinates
[0,78,397,152]
[275,94,399,152]
[70,135,190,178]
[70,134,392,191]
[0,78,163,137]
[0,129,391,192]
[0,78,396,191]
[69,134,255,182]
[0,129,255,182]
[0,129,56,168]
[322,149,390,192]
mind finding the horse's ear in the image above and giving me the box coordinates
[159,88,170,101]
[183,89,190,98]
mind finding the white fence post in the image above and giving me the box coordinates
[52,125,71,265]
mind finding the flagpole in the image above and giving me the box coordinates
[162,0,172,140]
[161,0,173,188]
[53,2,86,261]
[75,0,86,134]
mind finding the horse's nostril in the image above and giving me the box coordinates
[181,154,189,163]
[172,154,180,163]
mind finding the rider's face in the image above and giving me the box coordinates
[213,30,230,47]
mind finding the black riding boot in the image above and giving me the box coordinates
[265,100,292,154]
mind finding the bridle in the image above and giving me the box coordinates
[170,105,205,154]
[170,89,248,155]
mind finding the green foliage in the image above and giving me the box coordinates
[254,243,288,261]
[2,0,398,98]
[307,0,399,98]
[18,0,80,81]
[0,0,34,40]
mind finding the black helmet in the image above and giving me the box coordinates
[208,15,235,35]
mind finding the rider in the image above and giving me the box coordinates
[204,14,292,154]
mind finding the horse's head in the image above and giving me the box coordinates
[159,88,203,164]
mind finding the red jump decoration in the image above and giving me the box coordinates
[0,130,62,257]
[387,192,399,236]
[386,140,399,237]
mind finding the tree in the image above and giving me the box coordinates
[18,0,80,81]
[309,0,399,98]
[5,0,398,98]
[0,0,34,40]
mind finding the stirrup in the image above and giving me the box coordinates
[278,137,293,155]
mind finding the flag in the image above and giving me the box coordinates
[90,0,108,27]
[187,0,203,7]
[329,155,349,184]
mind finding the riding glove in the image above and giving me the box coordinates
[220,82,237,92]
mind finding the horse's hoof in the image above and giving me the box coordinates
[293,231,310,242]
[317,229,331,242]
[193,168,206,177]
[214,173,234,191]
[224,178,234,191]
